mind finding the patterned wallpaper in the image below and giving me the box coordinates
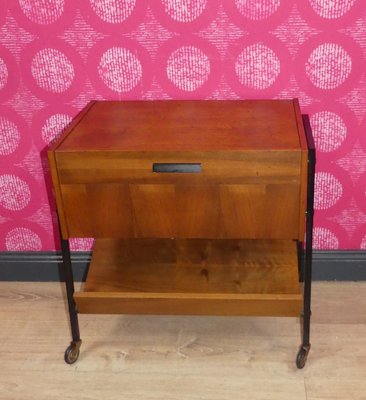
[0,0,366,251]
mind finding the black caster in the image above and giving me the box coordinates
[64,340,82,364]
[296,345,310,369]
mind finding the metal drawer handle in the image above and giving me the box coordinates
[152,163,202,173]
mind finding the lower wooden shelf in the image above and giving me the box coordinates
[74,239,302,317]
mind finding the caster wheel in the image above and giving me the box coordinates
[296,346,310,369]
[64,344,80,364]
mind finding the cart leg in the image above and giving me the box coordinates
[297,231,312,369]
[297,241,304,283]
[59,225,82,364]
[296,115,315,369]
[297,271,312,370]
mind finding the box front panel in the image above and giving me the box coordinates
[56,148,303,239]
[55,151,302,185]
[60,181,300,239]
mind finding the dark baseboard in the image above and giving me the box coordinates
[311,250,366,280]
[0,250,365,281]
[0,251,91,281]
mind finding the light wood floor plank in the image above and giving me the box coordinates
[0,282,365,400]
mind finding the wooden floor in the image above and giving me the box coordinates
[0,282,366,400]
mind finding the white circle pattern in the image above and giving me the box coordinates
[167,46,210,91]
[235,44,280,89]
[98,47,142,92]
[69,238,95,251]
[314,172,343,210]
[0,58,8,91]
[309,0,356,19]
[5,228,42,251]
[41,114,72,145]
[306,43,352,89]
[162,0,207,22]
[2,2,365,250]
[90,0,136,23]
[31,48,75,93]
[313,227,339,249]
[235,0,280,20]
[311,111,347,152]
[0,118,20,155]
[19,0,65,24]
[0,175,31,211]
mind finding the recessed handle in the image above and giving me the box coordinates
[152,163,202,173]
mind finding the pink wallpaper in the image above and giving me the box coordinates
[0,0,366,251]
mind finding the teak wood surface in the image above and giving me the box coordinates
[48,99,308,318]
[48,99,308,241]
[52,100,305,152]
[74,239,302,316]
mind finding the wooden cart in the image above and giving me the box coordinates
[48,99,315,368]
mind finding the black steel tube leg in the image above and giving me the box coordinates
[302,212,314,347]
[60,238,81,342]
[58,215,82,364]
[297,115,316,369]
[297,241,304,283]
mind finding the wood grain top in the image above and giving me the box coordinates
[55,100,304,153]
